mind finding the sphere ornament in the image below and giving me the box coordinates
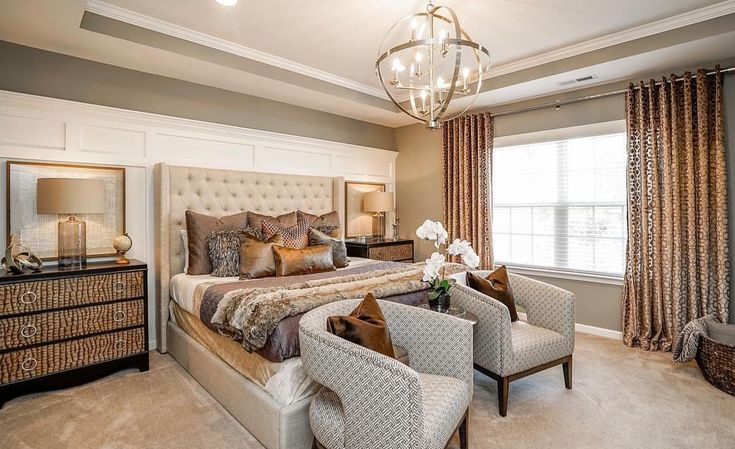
[376,2,491,129]
[112,233,133,265]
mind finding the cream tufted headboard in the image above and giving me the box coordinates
[153,162,344,352]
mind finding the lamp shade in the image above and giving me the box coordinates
[363,191,394,213]
[36,178,106,214]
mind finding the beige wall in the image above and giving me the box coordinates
[396,75,735,330]
[0,40,397,151]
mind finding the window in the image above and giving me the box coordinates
[492,130,627,278]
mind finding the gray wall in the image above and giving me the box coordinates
[0,40,397,151]
[396,74,735,330]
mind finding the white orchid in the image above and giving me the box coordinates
[422,252,446,282]
[415,219,448,248]
[447,238,480,269]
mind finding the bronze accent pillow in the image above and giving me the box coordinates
[239,233,284,279]
[262,219,310,249]
[327,293,395,358]
[466,266,519,322]
[297,210,341,237]
[309,228,349,268]
[185,210,248,275]
[247,211,297,230]
[271,244,336,277]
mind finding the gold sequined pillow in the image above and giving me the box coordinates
[262,219,309,249]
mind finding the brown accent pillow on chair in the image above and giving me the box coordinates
[466,266,519,322]
[272,244,336,277]
[297,210,341,237]
[239,233,284,279]
[262,219,310,249]
[185,210,248,275]
[247,211,297,230]
[327,293,396,358]
[309,228,349,268]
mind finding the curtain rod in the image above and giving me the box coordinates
[490,66,735,118]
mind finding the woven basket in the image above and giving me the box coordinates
[695,334,735,396]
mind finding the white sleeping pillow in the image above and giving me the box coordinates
[181,229,189,273]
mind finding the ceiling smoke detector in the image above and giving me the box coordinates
[558,75,597,87]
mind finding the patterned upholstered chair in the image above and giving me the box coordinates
[450,271,575,417]
[299,299,473,449]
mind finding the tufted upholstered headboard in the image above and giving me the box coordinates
[153,162,344,352]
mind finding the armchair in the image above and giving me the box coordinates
[450,271,575,416]
[299,299,473,449]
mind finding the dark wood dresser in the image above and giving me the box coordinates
[0,260,148,408]
[345,238,414,263]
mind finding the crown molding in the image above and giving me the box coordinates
[84,0,389,100]
[488,0,735,78]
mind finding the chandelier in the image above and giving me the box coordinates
[376,2,491,129]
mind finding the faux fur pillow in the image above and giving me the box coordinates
[207,230,241,277]
[185,210,248,275]
[309,228,349,268]
[262,219,310,249]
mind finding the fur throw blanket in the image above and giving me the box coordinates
[211,263,466,352]
[672,315,713,363]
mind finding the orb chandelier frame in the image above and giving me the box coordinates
[376,2,491,129]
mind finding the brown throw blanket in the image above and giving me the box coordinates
[211,263,466,352]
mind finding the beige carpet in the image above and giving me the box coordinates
[1,333,733,449]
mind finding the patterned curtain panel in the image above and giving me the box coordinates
[623,68,730,351]
[442,112,493,269]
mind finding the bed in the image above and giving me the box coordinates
[155,163,347,449]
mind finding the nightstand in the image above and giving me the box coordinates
[0,260,149,408]
[345,237,414,263]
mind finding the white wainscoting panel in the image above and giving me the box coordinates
[0,90,398,350]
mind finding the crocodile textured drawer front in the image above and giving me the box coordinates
[0,327,145,385]
[0,299,145,351]
[0,271,144,317]
[368,244,414,261]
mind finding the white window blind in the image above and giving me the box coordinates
[492,132,627,277]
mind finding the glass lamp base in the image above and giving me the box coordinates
[58,216,87,270]
[371,213,386,238]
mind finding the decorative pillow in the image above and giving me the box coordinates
[241,225,266,242]
[207,230,241,277]
[262,219,310,249]
[297,210,341,237]
[309,228,349,268]
[239,233,284,279]
[247,211,297,230]
[272,244,335,277]
[327,293,396,358]
[185,210,248,275]
[466,266,519,322]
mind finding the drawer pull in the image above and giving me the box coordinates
[113,281,126,293]
[20,291,38,305]
[113,310,127,322]
[114,340,127,351]
[20,324,37,338]
[21,357,38,372]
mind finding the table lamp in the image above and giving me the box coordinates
[36,178,106,269]
[363,191,394,238]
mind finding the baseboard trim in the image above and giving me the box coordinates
[517,312,622,340]
[575,323,623,340]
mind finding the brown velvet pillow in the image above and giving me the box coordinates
[247,211,297,230]
[185,210,248,275]
[239,233,284,279]
[327,293,395,358]
[262,219,310,249]
[297,210,341,237]
[466,266,519,322]
[271,244,336,277]
[309,228,349,268]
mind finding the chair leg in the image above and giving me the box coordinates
[497,376,509,417]
[458,410,468,449]
[562,355,573,389]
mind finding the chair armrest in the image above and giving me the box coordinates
[450,283,513,375]
[381,301,474,391]
[299,322,424,449]
[509,273,576,342]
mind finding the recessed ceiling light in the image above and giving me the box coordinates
[215,0,237,5]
